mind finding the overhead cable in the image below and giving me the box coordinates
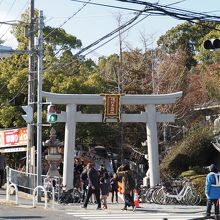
[83,13,151,57]
[74,6,147,57]
[44,0,91,40]
[0,0,17,29]
[114,0,220,22]
[0,0,29,40]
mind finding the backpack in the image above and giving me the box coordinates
[127,173,135,190]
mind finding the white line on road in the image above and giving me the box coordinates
[66,211,203,220]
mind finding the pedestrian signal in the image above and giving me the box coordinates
[47,104,57,123]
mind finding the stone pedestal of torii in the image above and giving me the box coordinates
[42,91,182,189]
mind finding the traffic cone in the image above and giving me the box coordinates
[133,189,140,208]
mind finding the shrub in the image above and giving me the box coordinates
[160,124,215,178]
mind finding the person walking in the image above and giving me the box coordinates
[0,153,6,188]
[81,163,101,210]
[110,173,118,203]
[80,167,88,203]
[117,163,135,211]
[205,164,220,217]
[100,172,110,209]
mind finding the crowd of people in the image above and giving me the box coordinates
[73,159,135,211]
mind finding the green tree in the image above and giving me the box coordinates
[0,9,106,147]
[157,21,218,68]
[195,24,220,64]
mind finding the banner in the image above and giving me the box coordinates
[0,128,27,148]
[102,94,122,122]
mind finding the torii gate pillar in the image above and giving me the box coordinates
[146,104,160,186]
[63,104,76,189]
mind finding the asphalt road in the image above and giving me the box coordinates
[0,188,211,220]
[0,204,208,220]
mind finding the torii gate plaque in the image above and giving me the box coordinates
[42,91,182,190]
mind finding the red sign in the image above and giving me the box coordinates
[0,128,27,148]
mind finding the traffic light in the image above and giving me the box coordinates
[47,104,57,123]
[21,105,33,123]
[204,39,220,50]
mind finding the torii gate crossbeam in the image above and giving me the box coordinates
[42,91,182,189]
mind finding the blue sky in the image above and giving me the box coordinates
[0,0,220,61]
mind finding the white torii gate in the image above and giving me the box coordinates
[42,91,182,190]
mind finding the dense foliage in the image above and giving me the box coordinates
[160,125,216,178]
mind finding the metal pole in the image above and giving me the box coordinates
[26,0,35,173]
[37,11,44,189]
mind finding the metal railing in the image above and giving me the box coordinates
[5,166,63,208]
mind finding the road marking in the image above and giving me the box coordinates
[66,211,205,220]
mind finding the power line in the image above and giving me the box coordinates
[71,0,186,14]
[79,1,189,57]
[43,5,146,71]
[8,78,28,103]
[71,0,147,13]
[74,6,147,57]
[44,0,220,72]
[83,13,151,57]
[0,0,29,40]
[114,0,220,22]
[70,0,181,16]
[0,0,17,29]
[44,0,91,40]
[43,6,147,72]
[42,0,204,70]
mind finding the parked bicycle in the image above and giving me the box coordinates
[138,178,201,206]
[43,176,62,201]
[58,187,82,204]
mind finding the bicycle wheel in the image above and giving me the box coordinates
[73,189,81,203]
[145,187,156,203]
[152,187,165,204]
[182,187,200,205]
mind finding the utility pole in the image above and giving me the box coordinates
[26,0,35,173]
[118,16,124,163]
[37,10,43,190]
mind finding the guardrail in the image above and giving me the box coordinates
[5,166,62,208]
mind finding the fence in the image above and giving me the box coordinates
[7,167,62,193]
[7,167,42,193]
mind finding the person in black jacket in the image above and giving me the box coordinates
[110,173,118,203]
[0,153,6,188]
[80,167,88,203]
[81,163,101,210]
[100,172,110,209]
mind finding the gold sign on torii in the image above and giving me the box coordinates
[102,94,123,122]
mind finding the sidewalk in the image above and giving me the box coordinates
[0,187,206,215]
